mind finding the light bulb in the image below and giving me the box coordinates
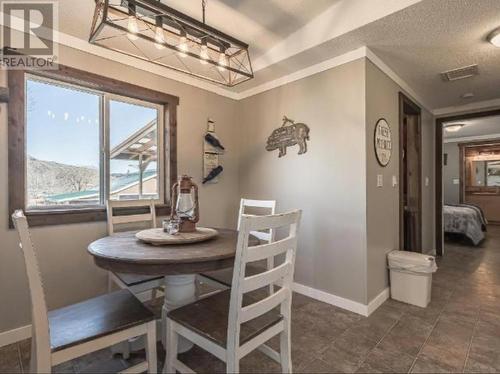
[200,44,209,64]
[154,26,165,49]
[218,52,227,71]
[127,15,139,40]
[177,35,188,57]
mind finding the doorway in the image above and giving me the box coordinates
[435,108,500,256]
[399,93,422,252]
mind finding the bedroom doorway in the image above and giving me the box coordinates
[399,93,422,252]
[435,108,500,256]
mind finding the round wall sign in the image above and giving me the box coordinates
[374,119,392,167]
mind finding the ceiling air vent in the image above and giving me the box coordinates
[441,64,479,82]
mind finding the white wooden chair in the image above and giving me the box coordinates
[198,198,276,291]
[106,199,164,298]
[165,210,301,373]
[11,210,157,374]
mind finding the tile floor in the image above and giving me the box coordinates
[1,227,499,373]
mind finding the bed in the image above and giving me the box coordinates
[444,204,488,246]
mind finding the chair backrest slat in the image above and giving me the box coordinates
[237,199,276,243]
[245,236,297,263]
[227,209,301,352]
[11,211,51,370]
[240,287,288,323]
[241,262,292,294]
[106,199,157,235]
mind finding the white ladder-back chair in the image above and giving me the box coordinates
[106,199,164,297]
[166,210,301,373]
[12,210,157,374]
[199,198,276,291]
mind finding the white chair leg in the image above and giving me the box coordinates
[164,319,177,374]
[280,323,292,373]
[226,350,239,374]
[111,340,131,360]
[146,321,157,374]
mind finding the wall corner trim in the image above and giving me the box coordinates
[0,324,31,348]
[292,282,390,317]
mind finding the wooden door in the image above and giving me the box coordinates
[400,94,422,252]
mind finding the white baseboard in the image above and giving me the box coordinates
[292,282,390,317]
[366,287,390,316]
[0,325,31,348]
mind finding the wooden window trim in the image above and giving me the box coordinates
[8,64,179,228]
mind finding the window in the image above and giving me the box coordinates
[26,76,164,209]
[487,161,500,186]
[8,64,178,226]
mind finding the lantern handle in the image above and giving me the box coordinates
[192,183,200,223]
[170,181,179,220]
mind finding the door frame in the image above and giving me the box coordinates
[399,92,422,251]
[435,108,500,256]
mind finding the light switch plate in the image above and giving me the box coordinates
[453,178,459,185]
[425,177,429,187]
[377,174,383,187]
[392,175,397,187]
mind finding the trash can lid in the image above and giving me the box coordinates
[388,250,436,269]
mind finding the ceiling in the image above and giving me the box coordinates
[444,114,500,140]
[56,0,500,110]
[58,0,336,62]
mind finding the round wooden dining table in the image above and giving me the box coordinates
[87,228,247,353]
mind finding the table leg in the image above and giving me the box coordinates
[162,274,196,353]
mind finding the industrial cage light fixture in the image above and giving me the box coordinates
[89,0,254,87]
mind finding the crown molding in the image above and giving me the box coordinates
[364,48,432,112]
[3,13,429,107]
[235,47,367,100]
[433,98,500,117]
[444,133,500,144]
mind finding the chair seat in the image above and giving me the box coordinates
[114,272,163,288]
[200,263,266,287]
[168,290,282,347]
[48,290,155,352]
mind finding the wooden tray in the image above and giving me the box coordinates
[135,227,219,245]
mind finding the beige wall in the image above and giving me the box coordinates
[0,44,241,333]
[365,60,435,302]
[238,59,368,303]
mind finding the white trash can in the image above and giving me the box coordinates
[387,250,437,308]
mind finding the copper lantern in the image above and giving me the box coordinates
[170,175,199,233]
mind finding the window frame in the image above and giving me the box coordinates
[8,64,179,227]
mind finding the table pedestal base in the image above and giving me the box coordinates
[162,274,196,353]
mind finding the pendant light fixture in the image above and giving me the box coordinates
[89,0,253,87]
